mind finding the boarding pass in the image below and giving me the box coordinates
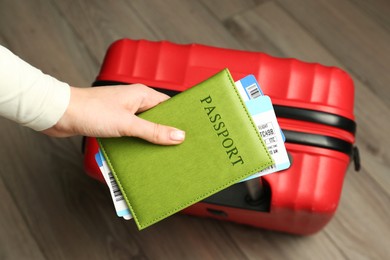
[96,74,289,218]
[235,75,290,180]
[95,152,132,220]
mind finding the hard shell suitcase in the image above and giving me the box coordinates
[83,39,360,235]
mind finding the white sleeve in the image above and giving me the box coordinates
[0,45,71,131]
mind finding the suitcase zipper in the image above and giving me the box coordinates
[93,81,360,170]
[273,105,356,135]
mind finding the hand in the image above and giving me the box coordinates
[42,84,185,145]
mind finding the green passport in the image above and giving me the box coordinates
[98,69,273,229]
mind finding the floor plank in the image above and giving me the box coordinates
[0,0,96,87]
[275,0,390,108]
[54,0,244,54]
[349,0,390,32]
[223,223,347,260]
[225,1,390,197]
[51,0,157,65]
[130,216,251,260]
[126,0,243,48]
[224,1,339,65]
[328,169,390,259]
[0,119,148,259]
[200,0,259,21]
[0,0,389,259]
[0,176,46,260]
[224,2,390,258]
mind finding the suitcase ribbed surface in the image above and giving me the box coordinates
[85,39,357,234]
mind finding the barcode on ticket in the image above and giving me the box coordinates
[246,83,261,99]
[235,76,291,180]
[261,164,276,172]
[108,171,124,202]
[95,151,132,219]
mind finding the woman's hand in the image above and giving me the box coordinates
[42,84,185,145]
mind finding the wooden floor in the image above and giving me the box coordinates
[0,0,389,259]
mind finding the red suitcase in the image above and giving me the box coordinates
[83,39,360,235]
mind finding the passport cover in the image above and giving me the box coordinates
[98,69,273,229]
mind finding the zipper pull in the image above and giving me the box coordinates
[352,146,361,171]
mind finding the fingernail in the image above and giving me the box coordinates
[170,130,185,141]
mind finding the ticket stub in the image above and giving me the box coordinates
[95,151,132,220]
[235,76,290,180]
[235,74,263,100]
[235,75,285,142]
[245,96,290,176]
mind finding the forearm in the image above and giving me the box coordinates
[0,45,184,144]
[0,45,70,131]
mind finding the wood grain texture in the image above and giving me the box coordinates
[225,2,390,258]
[275,0,390,108]
[349,0,390,32]
[225,1,390,197]
[51,0,157,65]
[0,0,389,259]
[0,176,45,260]
[0,0,97,87]
[200,0,258,21]
[125,0,243,48]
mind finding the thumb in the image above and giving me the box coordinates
[127,116,185,145]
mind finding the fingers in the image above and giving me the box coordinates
[127,116,185,145]
[48,84,185,145]
[120,85,185,145]
[134,85,171,113]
